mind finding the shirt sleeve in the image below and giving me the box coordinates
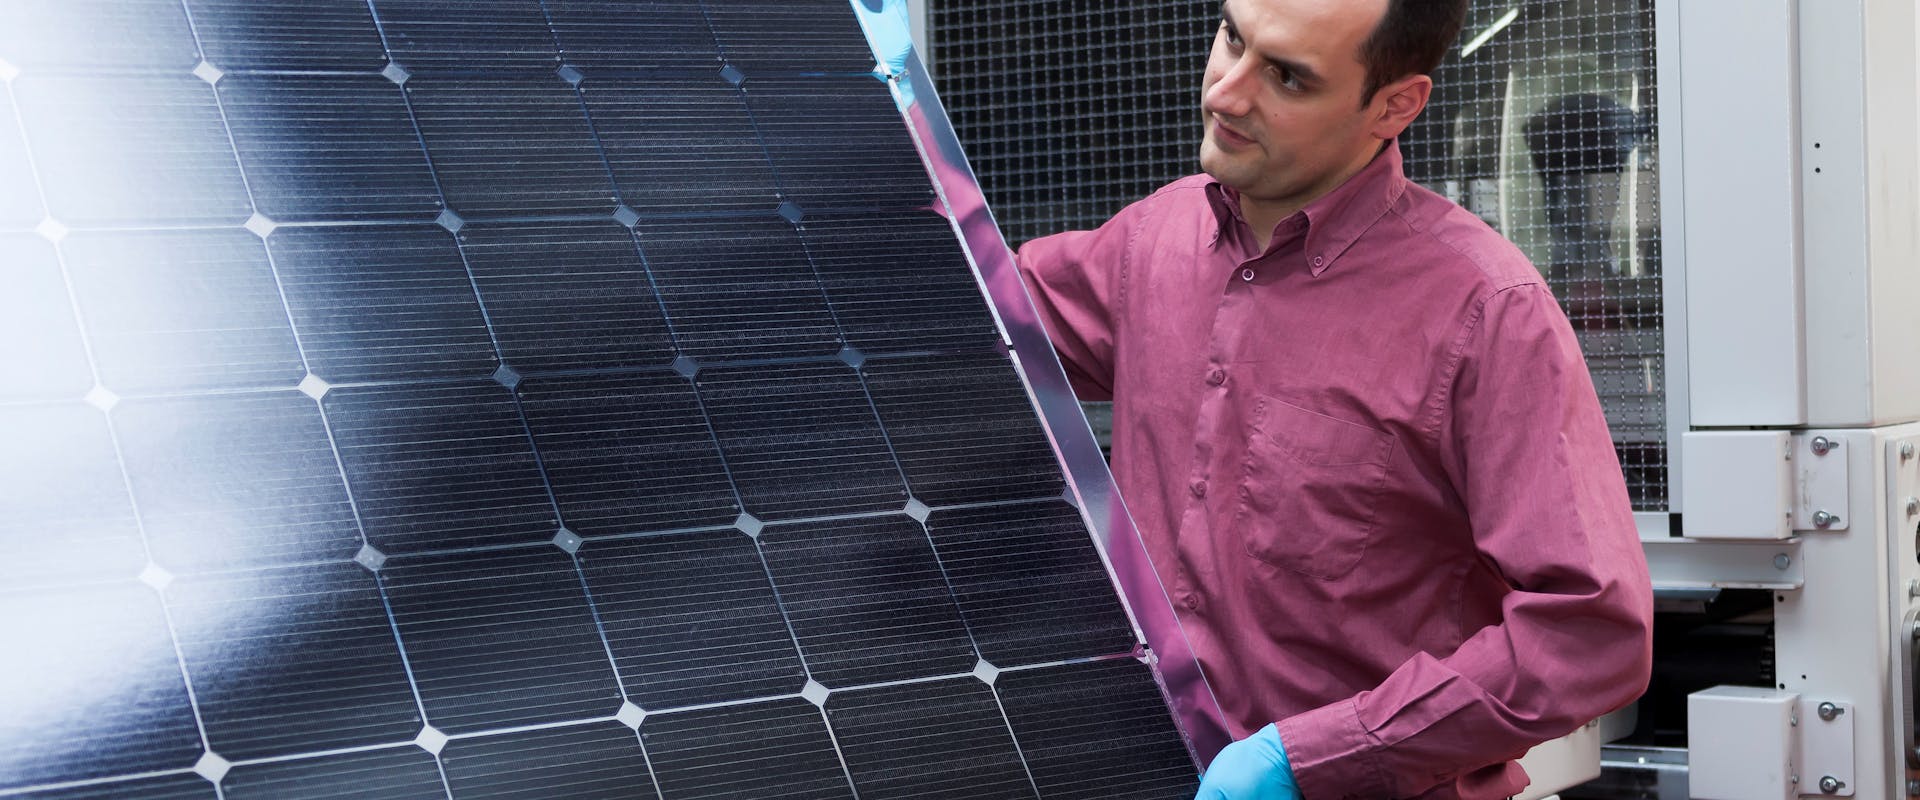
[1275,283,1656,800]
[1012,212,1138,402]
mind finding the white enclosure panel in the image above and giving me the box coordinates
[1860,0,1920,425]
[1800,0,1920,427]
[1679,431,1794,539]
[1798,0,1873,427]
[1679,0,1805,425]
[1687,687,1797,800]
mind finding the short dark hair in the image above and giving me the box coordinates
[1357,0,1470,105]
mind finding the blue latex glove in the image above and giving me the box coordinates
[1195,724,1303,800]
[851,0,917,101]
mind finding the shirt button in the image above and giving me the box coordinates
[1181,594,1201,611]
[1206,368,1226,386]
[1190,479,1208,498]
[1312,255,1325,267]
[1240,268,1255,281]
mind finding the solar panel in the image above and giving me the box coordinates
[0,1,1202,797]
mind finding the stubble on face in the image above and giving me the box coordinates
[1195,0,1389,222]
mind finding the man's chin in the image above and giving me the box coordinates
[1199,147,1255,191]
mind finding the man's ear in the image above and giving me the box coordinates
[1369,74,1433,139]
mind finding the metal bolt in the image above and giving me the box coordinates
[1817,702,1843,721]
[1813,510,1840,529]
[1904,441,1916,462]
[1908,777,1920,795]
[1908,497,1919,517]
[1775,553,1793,570]
[1820,775,1844,793]
[1812,436,1836,456]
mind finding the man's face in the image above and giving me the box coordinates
[1198,0,1392,213]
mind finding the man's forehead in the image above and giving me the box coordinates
[1222,0,1384,70]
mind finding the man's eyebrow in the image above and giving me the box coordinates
[1217,1,1325,87]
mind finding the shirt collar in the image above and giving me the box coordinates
[1203,139,1410,276]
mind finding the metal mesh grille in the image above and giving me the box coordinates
[930,0,1669,511]
[927,1,1215,245]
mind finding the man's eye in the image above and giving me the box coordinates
[1269,66,1302,91]
[1222,23,1241,47]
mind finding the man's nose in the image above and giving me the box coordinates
[1202,59,1257,119]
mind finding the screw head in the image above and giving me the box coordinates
[1774,553,1793,570]
[1816,701,1842,721]
[1903,441,1916,461]
[1811,436,1836,456]
[1819,775,1842,793]
[1813,510,1840,529]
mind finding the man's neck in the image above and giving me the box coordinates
[1240,199,1301,252]
[1238,141,1389,252]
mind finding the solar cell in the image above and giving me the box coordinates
[636,215,841,360]
[696,362,908,519]
[461,221,676,373]
[802,211,1002,353]
[0,404,145,588]
[828,677,1039,800]
[116,392,363,572]
[408,76,617,218]
[0,0,1199,795]
[0,235,93,400]
[583,76,780,216]
[0,584,202,790]
[518,373,738,535]
[546,0,721,72]
[10,774,217,800]
[704,0,879,75]
[184,0,387,72]
[577,531,806,709]
[220,75,441,222]
[63,230,304,393]
[440,721,660,800]
[12,75,251,226]
[373,0,560,73]
[864,351,1068,505]
[759,515,978,687]
[0,99,44,228]
[166,562,421,759]
[641,698,855,800]
[0,0,198,72]
[325,382,556,553]
[270,225,496,383]
[998,660,1202,799]
[221,746,447,800]
[746,76,937,211]
[926,500,1138,665]
[381,547,623,733]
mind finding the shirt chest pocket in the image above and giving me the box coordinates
[1235,396,1398,580]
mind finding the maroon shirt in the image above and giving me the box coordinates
[1016,141,1653,800]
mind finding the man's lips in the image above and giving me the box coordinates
[1211,117,1255,148]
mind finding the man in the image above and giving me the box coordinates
[1013,0,1655,797]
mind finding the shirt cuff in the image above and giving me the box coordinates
[1275,698,1391,800]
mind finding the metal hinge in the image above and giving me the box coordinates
[1794,434,1850,532]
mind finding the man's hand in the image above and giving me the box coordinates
[1195,724,1302,800]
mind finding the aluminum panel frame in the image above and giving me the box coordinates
[849,0,1230,764]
